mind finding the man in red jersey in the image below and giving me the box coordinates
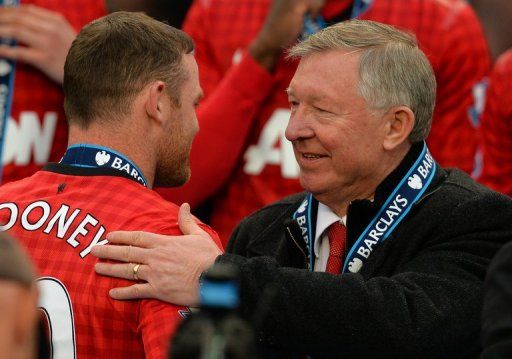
[478,49,512,196]
[156,0,491,244]
[0,11,221,358]
[0,0,107,184]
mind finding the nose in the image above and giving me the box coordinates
[285,106,315,142]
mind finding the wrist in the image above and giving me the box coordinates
[248,38,282,72]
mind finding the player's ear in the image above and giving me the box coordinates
[382,106,415,150]
[145,81,167,126]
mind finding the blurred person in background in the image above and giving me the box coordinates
[468,0,512,62]
[0,233,38,359]
[0,12,221,357]
[107,0,193,29]
[0,0,192,186]
[478,50,512,197]
[158,0,491,244]
[0,0,106,184]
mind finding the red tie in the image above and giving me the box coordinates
[325,221,346,274]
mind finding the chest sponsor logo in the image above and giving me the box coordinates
[2,111,57,166]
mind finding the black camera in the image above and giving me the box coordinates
[170,263,259,359]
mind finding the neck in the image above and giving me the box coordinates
[68,120,156,188]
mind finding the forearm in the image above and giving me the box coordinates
[216,252,484,357]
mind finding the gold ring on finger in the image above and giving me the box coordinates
[132,263,141,281]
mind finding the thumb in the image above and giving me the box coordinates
[178,203,206,235]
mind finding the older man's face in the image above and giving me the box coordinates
[285,49,388,211]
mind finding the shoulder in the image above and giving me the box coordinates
[226,192,305,250]
[426,168,512,228]
[237,192,306,227]
[441,168,509,200]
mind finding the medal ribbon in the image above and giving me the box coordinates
[60,144,148,187]
[294,142,436,273]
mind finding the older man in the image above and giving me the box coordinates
[93,20,512,357]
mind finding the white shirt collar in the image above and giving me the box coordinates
[314,202,346,258]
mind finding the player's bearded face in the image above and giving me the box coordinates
[154,54,200,188]
[153,111,193,187]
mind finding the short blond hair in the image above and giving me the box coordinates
[288,20,436,142]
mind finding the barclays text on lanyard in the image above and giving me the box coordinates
[293,142,437,273]
[0,0,20,183]
[60,144,149,187]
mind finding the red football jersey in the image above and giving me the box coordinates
[165,0,490,243]
[1,0,106,183]
[479,50,512,196]
[0,165,221,358]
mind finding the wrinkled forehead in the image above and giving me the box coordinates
[289,50,362,97]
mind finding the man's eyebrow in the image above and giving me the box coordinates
[285,87,294,96]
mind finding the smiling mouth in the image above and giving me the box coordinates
[302,153,327,159]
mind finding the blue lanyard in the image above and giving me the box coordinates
[293,142,437,273]
[351,0,374,19]
[0,0,20,183]
[60,144,148,187]
[301,0,374,39]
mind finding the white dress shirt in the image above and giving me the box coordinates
[313,203,346,272]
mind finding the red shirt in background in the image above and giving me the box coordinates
[479,50,512,196]
[1,0,106,183]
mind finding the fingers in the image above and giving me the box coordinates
[0,6,63,36]
[106,231,155,248]
[0,44,41,64]
[0,24,45,47]
[109,283,155,300]
[178,203,208,235]
[91,243,148,264]
[95,262,149,282]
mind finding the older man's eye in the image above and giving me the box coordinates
[314,106,331,114]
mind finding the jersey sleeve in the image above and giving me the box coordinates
[138,299,185,358]
[156,0,276,208]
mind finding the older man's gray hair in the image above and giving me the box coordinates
[288,19,436,143]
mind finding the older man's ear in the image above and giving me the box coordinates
[382,106,415,151]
